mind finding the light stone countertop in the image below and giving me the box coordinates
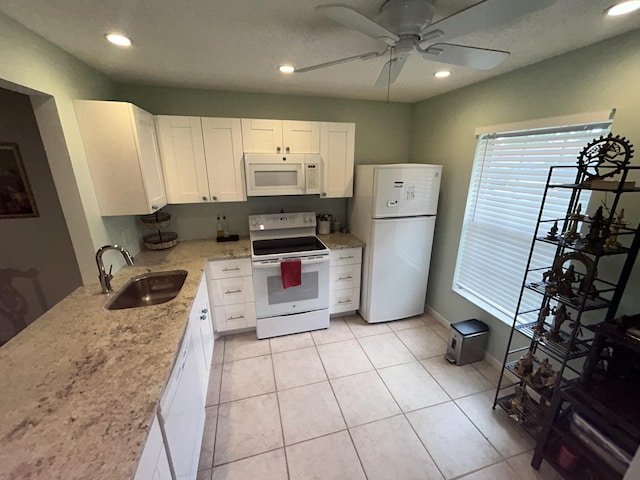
[0,234,363,479]
[317,232,365,249]
[0,239,250,480]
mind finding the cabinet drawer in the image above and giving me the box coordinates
[207,258,252,279]
[209,276,254,305]
[330,247,362,266]
[214,302,257,332]
[330,288,360,314]
[330,264,361,291]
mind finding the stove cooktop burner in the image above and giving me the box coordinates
[252,236,327,256]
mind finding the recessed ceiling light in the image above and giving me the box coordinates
[279,65,295,74]
[606,1,640,16]
[434,71,451,78]
[105,33,132,47]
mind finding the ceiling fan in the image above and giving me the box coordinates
[295,0,557,87]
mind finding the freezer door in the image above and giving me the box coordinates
[372,164,441,218]
[363,216,436,323]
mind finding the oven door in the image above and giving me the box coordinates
[252,256,329,318]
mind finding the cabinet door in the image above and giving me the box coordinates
[134,414,172,480]
[202,117,246,202]
[160,329,206,480]
[133,107,167,212]
[320,122,356,198]
[197,273,214,374]
[241,118,283,153]
[74,100,157,215]
[155,115,209,204]
[282,120,320,153]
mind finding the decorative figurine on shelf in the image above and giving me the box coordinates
[580,206,607,253]
[546,304,571,342]
[604,208,629,252]
[533,304,550,335]
[562,203,585,245]
[530,358,559,391]
[577,133,634,189]
[515,352,535,377]
[546,220,559,240]
[556,265,577,299]
[509,386,531,425]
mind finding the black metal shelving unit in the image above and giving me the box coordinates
[492,162,640,478]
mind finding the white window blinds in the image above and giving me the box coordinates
[453,114,614,324]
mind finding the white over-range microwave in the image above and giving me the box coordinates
[244,153,321,196]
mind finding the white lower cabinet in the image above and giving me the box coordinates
[134,415,172,480]
[137,273,213,480]
[207,258,256,332]
[329,247,362,315]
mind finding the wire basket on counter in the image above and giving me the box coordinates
[141,211,178,250]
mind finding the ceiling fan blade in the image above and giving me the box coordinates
[294,50,386,74]
[422,43,509,70]
[420,0,557,46]
[317,4,399,47]
[374,56,408,88]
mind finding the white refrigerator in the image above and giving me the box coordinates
[349,164,442,323]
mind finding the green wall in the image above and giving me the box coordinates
[410,28,640,359]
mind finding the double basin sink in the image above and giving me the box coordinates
[105,270,188,310]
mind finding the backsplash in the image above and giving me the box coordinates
[159,196,348,241]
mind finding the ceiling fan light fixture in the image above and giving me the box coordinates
[105,33,131,47]
[434,70,451,78]
[279,65,296,74]
[606,1,640,16]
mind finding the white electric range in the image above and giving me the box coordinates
[249,212,330,339]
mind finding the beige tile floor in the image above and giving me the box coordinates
[197,314,562,480]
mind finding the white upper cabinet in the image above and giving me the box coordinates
[155,116,208,203]
[201,117,245,202]
[241,119,320,153]
[320,122,356,198]
[156,116,246,203]
[74,100,167,216]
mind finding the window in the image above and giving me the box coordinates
[453,111,614,324]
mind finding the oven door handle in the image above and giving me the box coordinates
[252,257,329,268]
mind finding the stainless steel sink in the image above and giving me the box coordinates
[105,270,188,310]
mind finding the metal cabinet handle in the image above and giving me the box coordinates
[212,196,218,201]
[285,146,290,153]
[228,314,245,320]
[224,289,242,294]
[222,267,241,271]
[151,204,158,210]
[200,314,207,320]
[321,192,327,197]
[337,276,353,280]
[202,308,208,314]
[202,196,208,201]
[337,299,352,304]
[339,256,354,260]
[276,146,281,153]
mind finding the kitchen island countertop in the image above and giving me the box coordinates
[0,239,250,480]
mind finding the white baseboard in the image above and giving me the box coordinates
[424,305,450,327]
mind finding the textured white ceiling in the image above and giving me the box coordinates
[1,0,639,103]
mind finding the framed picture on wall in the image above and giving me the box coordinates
[0,142,39,218]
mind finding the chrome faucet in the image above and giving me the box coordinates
[96,245,134,294]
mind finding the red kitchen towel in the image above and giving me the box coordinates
[281,260,302,289]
